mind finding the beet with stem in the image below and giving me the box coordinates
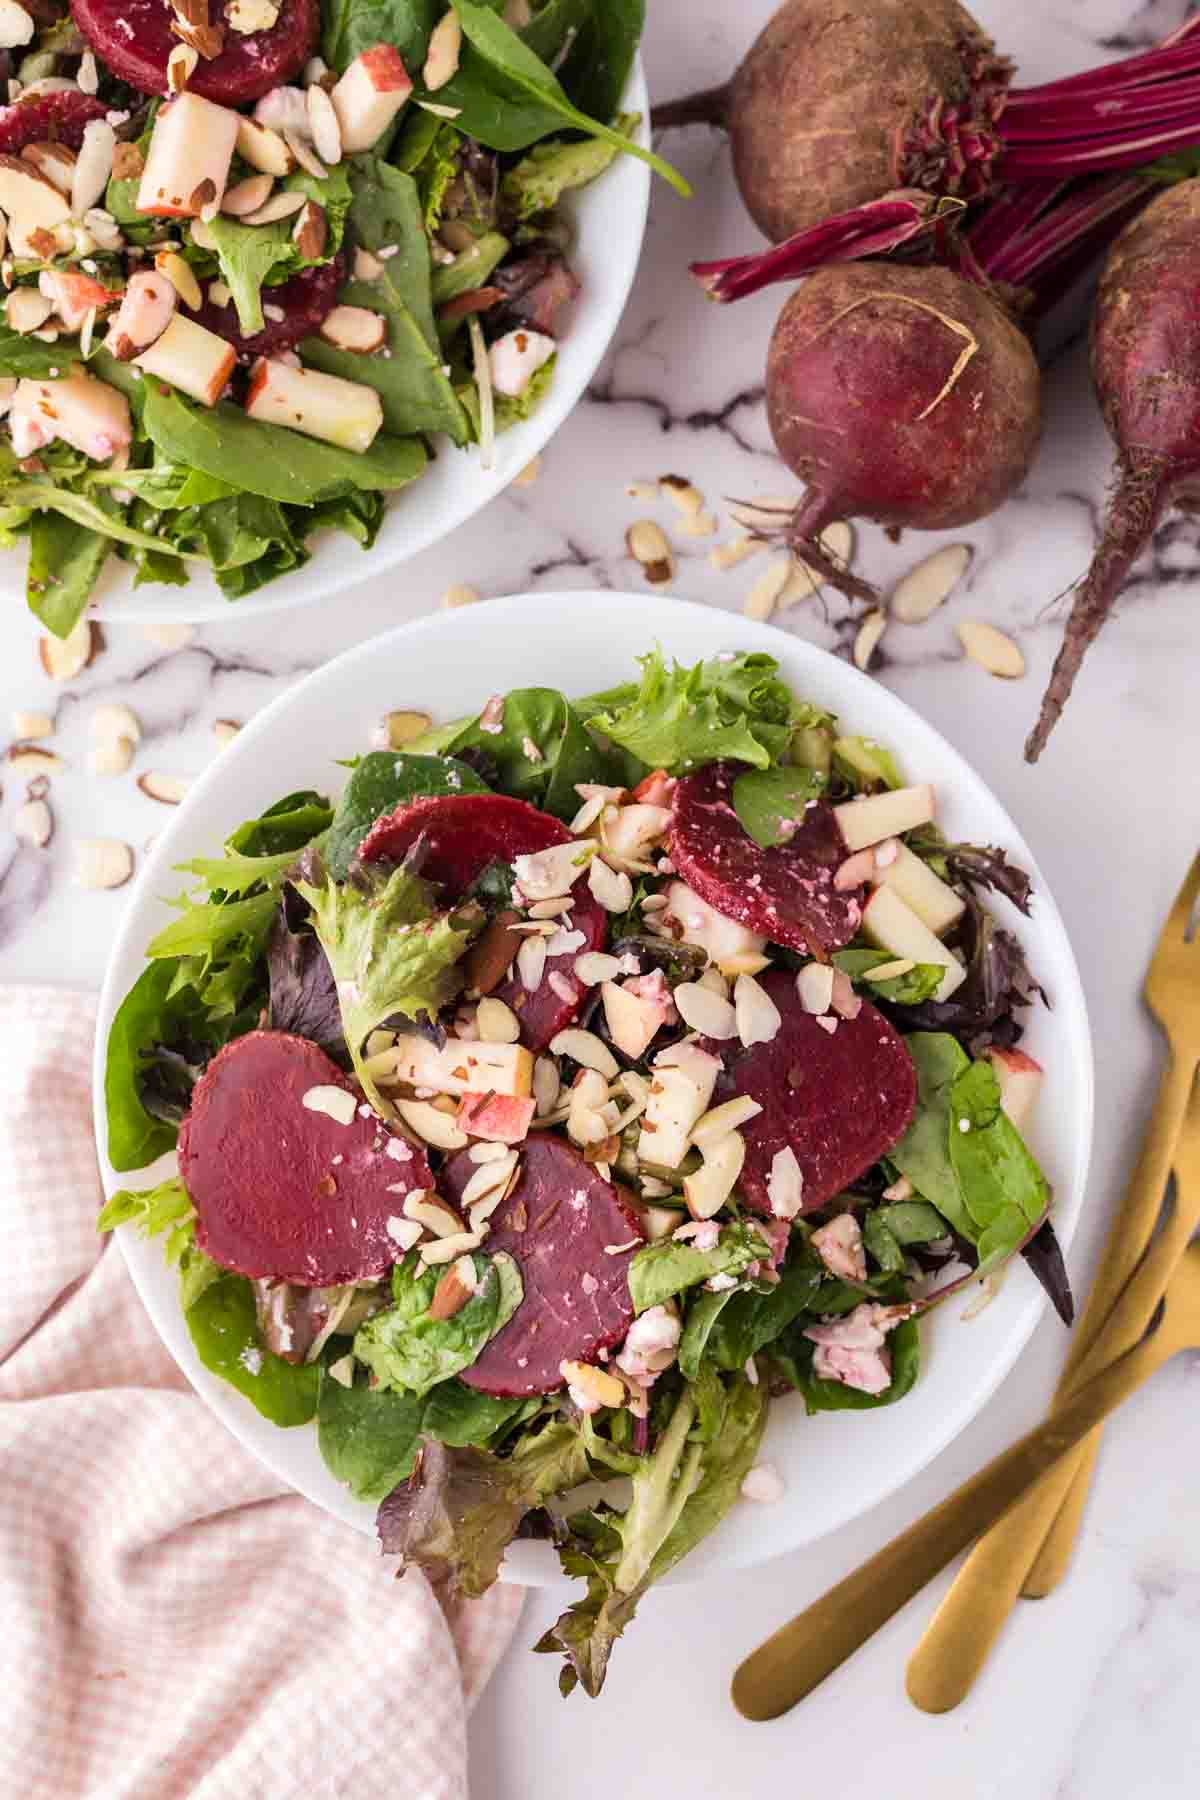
[764,261,1040,590]
[1027,179,1200,760]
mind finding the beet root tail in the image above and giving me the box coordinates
[650,83,730,133]
[1025,453,1170,761]
[783,491,878,606]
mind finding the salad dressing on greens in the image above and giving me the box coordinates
[101,645,1071,1698]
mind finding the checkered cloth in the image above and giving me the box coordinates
[0,988,523,1800]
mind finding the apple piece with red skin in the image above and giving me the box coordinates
[457,1092,536,1144]
[135,317,237,408]
[136,92,239,219]
[245,356,384,453]
[330,45,413,153]
[988,1045,1043,1134]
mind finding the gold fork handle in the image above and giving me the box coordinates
[1021,1050,1197,1599]
[732,1328,1172,1721]
[907,1053,1198,1708]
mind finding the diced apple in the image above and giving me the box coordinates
[38,269,118,332]
[457,1092,536,1144]
[666,879,767,966]
[137,93,239,218]
[0,154,71,234]
[106,270,177,361]
[602,801,671,865]
[8,372,131,463]
[235,114,294,177]
[861,886,966,1002]
[392,1034,533,1100]
[330,45,413,154]
[134,316,235,407]
[601,975,674,1062]
[871,840,965,937]
[638,1047,720,1170]
[988,1046,1043,1134]
[834,784,936,852]
[245,356,383,453]
[684,1131,745,1220]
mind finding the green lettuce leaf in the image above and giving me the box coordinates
[353,1251,523,1398]
[500,122,630,219]
[318,1374,427,1501]
[579,649,795,775]
[324,750,489,880]
[186,1276,320,1426]
[425,685,618,821]
[862,1198,949,1273]
[97,1174,192,1237]
[832,948,947,1006]
[947,1060,1051,1271]
[628,1222,768,1314]
[686,1247,824,1372]
[322,0,439,73]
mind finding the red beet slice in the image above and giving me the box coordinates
[359,792,570,898]
[670,760,863,955]
[0,91,109,154]
[192,257,343,361]
[493,874,609,1052]
[700,969,917,1216]
[71,0,318,103]
[441,1137,645,1397]
[178,1030,433,1286]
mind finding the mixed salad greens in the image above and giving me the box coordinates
[101,645,1072,1698]
[0,0,680,633]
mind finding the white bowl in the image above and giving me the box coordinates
[13,72,650,627]
[94,592,1093,1587]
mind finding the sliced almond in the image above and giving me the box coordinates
[138,621,195,650]
[561,1360,625,1409]
[419,1229,484,1266]
[674,981,737,1039]
[403,1190,466,1237]
[710,534,762,572]
[74,837,133,890]
[428,1253,478,1320]
[12,796,52,847]
[423,8,462,88]
[0,155,71,233]
[891,542,972,624]
[38,617,95,682]
[441,583,481,609]
[549,1028,618,1078]
[241,188,307,226]
[306,81,342,164]
[476,996,520,1044]
[319,302,386,353]
[532,1055,560,1118]
[155,249,202,312]
[626,519,673,585]
[692,1095,763,1148]
[396,1099,468,1152]
[958,620,1025,679]
[167,42,199,93]
[137,770,190,805]
[20,142,75,196]
[235,116,293,178]
[10,709,52,739]
[90,736,134,776]
[853,609,887,672]
[70,119,115,219]
[744,557,791,622]
[212,718,240,746]
[89,702,141,745]
[460,1151,518,1209]
[220,173,274,216]
[300,1083,357,1125]
[353,246,384,281]
[733,972,782,1047]
[292,198,327,260]
[282,129,327,182]
[511,454,541,487]
[659,473,706,518]
[7,286,54,334]
[378,709,430,749]
[6,743,64,776]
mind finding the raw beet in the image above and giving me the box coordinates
[493,874,609,1051]
[0,91,109,153]
[178,1030,433,1286]
[441,1137,645,1397]
[699,969,917,1215]
[669,759,863,956]
[192,257,343,361]
[359,792,570,900]
[765,262,1041,592]
[1027,180,1200,761]
[71,0,318,103]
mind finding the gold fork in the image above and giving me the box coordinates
[906,851,1200,1712]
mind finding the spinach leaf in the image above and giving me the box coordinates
[432,686,618,821]
[322,0,439,73]
[186,1276,320,1425]
[579,648,794,775]
[676,1286,736,1382]
[628,1223,768,1314]
[324,750,489,879]
[832,735,904,793]
[97,1174,192,1237]
[700,1250,825,1369]
[555,0,644,121]
[832,948,946,1006]
[862,1198,948,1273]
[947,1060,1051,1272]
[732,765,827,849]
[104,961,197,1170]
[227,790,334,857]
[421,1380,540,1446]
[139,384,428,505]
[265,907,345,1056]
[318,1373,426,1501]
[354,1251,522,1398]
[434,0,686,193]
[774,1316,921,1413]
[26,509,110,638]
[888,1033,970,1224]
[0,326,81,377]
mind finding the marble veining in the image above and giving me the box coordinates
[2,2,1200,1794]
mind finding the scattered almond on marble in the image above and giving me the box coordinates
[5,744,64,777]
[854,609,887,672]
[625,480,657,502]
[212,719,241,746]
[958,620,1025,679]
[74,837,133,890]
[891,543,972,624]
[743,557,791,622]
[626,519,673,584]
[441,583,481,609]
[90,702,141,745]
[38,618,96,682]
[90,737,134,777]
[709,535,762,572]
[138,771,191,805]
[511,454,542,487]
[10,710,53,739]
[139,622,195,651]
[13,797,52,848]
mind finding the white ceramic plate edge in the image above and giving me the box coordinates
[94,593,1094,1588]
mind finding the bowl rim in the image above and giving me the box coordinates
[15,62,651,627]
[93,590,1095,1584]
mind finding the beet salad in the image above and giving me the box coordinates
[0,1,682,632]
[101,645,1071,1698]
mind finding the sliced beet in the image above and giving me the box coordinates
[441,1137,645,1397]
[0,91,109,154]
[192,257,343,361]
[71,0,318,103]
[493,874,609,1052]
[178,1030,433,1286]
[700,969,917,1216]
[669,760,863,955]
[359,792,569,899]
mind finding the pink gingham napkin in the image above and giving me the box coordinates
[0,987,523,1800]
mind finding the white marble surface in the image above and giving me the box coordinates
[3,1,1200,1794]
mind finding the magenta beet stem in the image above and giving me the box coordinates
[983,174,1147,286]
[1004,14,1200,107]
[691,192,952,303]
[999,118,1200,178]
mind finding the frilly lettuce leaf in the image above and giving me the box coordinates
[578,648,795,774]
[354,1251,523,1398]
